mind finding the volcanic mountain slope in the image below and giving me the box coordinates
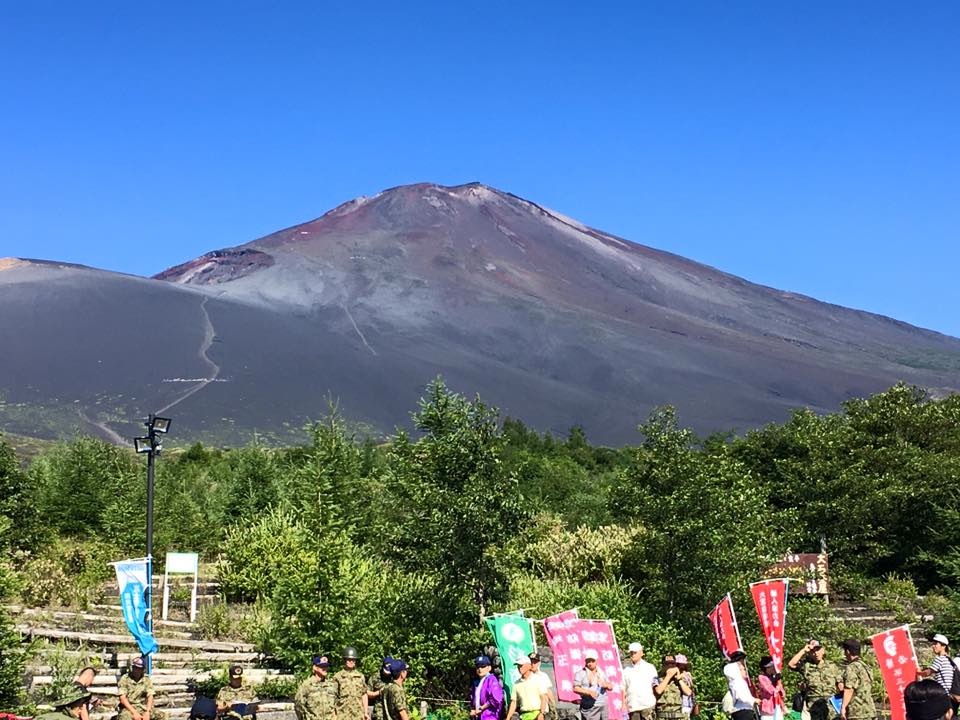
[3,183,960,446]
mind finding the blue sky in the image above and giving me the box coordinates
[2,1,958,336]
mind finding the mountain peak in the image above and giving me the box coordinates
[5,184,960,446]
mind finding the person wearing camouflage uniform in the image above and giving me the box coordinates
[334,647,368,720]
[118,657,156,720]
[839,640,876,720]
[788,639,844,720]
[654,655,692,720]
[295,655,336,720]
[216,665,258,720]
[367,657,394,720]
[382,660,410,720]
[34,687,91,720]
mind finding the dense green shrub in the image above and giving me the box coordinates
[218,507,314,602]
[18,538,117,608]
[7,381,959,704]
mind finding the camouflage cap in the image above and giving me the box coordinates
[54,687,91,708]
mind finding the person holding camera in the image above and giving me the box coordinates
[654,655,693,720]
[758,657,787,720]
[787,639,843,720]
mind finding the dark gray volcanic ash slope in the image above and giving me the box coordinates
[3,183,960,446]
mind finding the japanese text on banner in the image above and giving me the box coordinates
[751,579,789,671]
[871,626,918,720]
[544,609,581,702]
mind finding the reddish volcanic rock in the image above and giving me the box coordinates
[1,183,959,445]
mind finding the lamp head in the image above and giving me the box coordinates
[148,416,172,434]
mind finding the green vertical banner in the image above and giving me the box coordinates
[485,611,536,700]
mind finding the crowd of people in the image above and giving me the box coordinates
[29,633,960,720]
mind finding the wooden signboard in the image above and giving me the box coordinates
[764,552,829,596]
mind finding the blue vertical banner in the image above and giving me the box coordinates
[112,559,159,656]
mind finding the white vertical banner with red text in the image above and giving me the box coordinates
[707,593,743,659]
[870,625,919,720]
[750,579,789,671]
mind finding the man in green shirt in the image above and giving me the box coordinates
[654,655,693,720]
[34,687,91,720]
[118,657,155,720]
[382,659,410,720]
[839,640,876,720]
[334,647,369,720]
[367,657,394,720]
[294,655,336,720]
[216,665,259,720]
[788,639,844,720]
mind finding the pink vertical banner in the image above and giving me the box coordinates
[544,609,581,701]
[871,625,919,720]
[575,619,625,720]
[707,593,743,659]
[751,579,789,671]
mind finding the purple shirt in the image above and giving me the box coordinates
[473,673,505,720]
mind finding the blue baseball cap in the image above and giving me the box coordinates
[389,659,409,675]
[312,655,330,667]
[475,655,492,667]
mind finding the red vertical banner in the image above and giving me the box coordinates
[707,593,743,659]
[751,579,789,671]
[871,625,919,720]
[544,609,581,702]
[574,619,625,720]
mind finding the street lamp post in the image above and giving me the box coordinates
[133,414,171,675]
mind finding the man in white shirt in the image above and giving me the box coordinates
[622,642,658,720]
[723,651,758,720]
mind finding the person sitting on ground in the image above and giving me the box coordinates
[216,665,259,720]
[34,687,91,720]
[118,657,155,720]
[188,697,218,720]
[72,666,100,720]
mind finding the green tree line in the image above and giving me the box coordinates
[2,380,959,708]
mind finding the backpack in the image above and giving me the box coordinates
[949,659,960,698]
[721,691,735,714]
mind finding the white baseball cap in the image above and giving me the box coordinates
[628,642,643,653]
[932,633,950,646]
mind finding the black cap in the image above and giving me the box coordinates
[841,639,861,655]
[729,650,747,662]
